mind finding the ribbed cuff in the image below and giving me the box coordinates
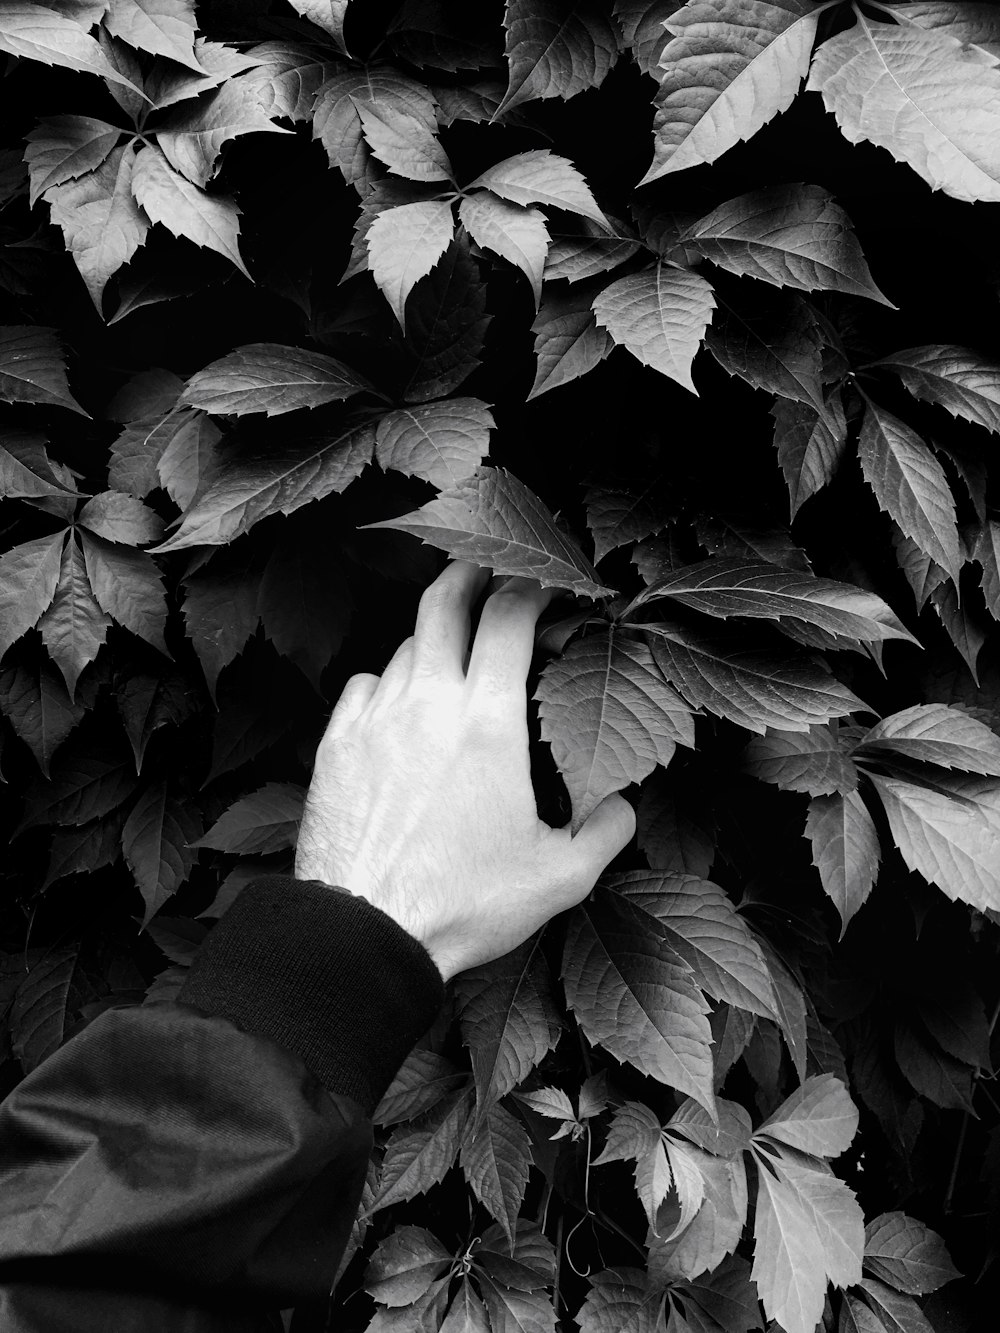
[177,876,446,1116]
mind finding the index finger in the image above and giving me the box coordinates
[411,560,491,680]
[466,577,556,698]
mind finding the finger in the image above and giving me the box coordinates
[374,635,414,700]
[569,793,636,866]
[466,578,556,698]
[324,672,380,741]
[412,561,491,680]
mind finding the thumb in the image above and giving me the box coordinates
[570,792,636,874]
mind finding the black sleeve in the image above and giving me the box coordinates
[0,877,446,1333]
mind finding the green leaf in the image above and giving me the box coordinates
[575,1267,664,1333]
[17,748,137,831]
[641,0,823,183]
[374,1049,467,1127]
[194,782,304,855]
[119,673,194,771]
[130,143,250,278]
[805,790,881,935]
[181,343,371,417]
[496,0,619,116]
[24,114,121,206]
[313,66,437,192]
[459,191,549,305]
[682,184,892,304]
[105,0,202,70]
[0,325,88,415]
[375,397,493,488]
[363,464,612,598]
[367,199,455,329]
[467,150,608,229]
[0,4,146,92]
[544,221,640,284]
[636,775,714,877]
[388,3,496,73]
[157,77,292,188]
[517,1086,576,1122]
[592,263,716,394]
[9,946,80,1074]
[153,420,377,551]
[891,3,1000,57]
[858,400,962,585]
[771,394,848,519]
[156,409,223,510]
[869,344,1000,436]
[78,490,164,545]
[182,553,262,696]
[757,1074,859,1157]
[744,725,859,796]
[648,1147,749,1283]
[124,780,201,926]
[460,1101,532,1251]
[863,1212,960,1296]
[929,581,987,683]
[855,1277,937,1333]
[37,535,110,695]
[364,1225,452,1307]
[806,13,1000,204]
[529,288,613,401]
[81,531,168,653]
[535,629,694,831]
[892,527,948,614]
[973,519,1000,618]
[455,933,561,1125]
[868,771,1000,912]
[354,98,452,182]
[256,526,351,690]
[642,621,867,733]
[289,0,349,55]
[43,813,125,890]
[145,37,264,111]
[371,1085,473,1211]
[473,1219,556,1292]
[894,1024,975,1111]
[0,531,66,659]
[441,1278,491,1333]
[585,479,670,564]
[562,893,716,1115]
[0,432,80,503]
[402,235,491,402]
[242,40,337,122]
[857,703,1000,776]
[614,1,681,76]
[706,291,828,416]
[0,663,85,776]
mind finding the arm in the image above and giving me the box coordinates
[0,563,634,1331]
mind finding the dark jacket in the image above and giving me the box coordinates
[0,877,446,1331]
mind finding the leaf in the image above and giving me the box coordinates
[856,1277,937,1333]
[575,1267,663,1333]
[156,410,223,510]
[371,1086,473,1211]
[529,289,613,401]
[124,781,201,926]
[364,1226,452,1307]
[366,199,456,330]
[744,725,859,796]
[354,98,452,182]
[194,782,304,855]
[894,1024,975,1111]
[289,0,349,55]
[17,748,137,831]
[460,1101,532,1250]
[972,521,1000,617]
[441,1279,491,1333]
[615,1,681,76]
[535,629,694,831]
[0,531,66,659]
[592,264,716,394]
[892,2,1000,57]
[496,0,619,116]
[857,703,1000,776]
[0,432,79,503]
[806,13,1000,204]
[473,1219,556,1293]
[181,343,371,417]
[661,1137,706,1241]
[388,2,496,73]
[771,395,848,518]
[863,1213,960,1297]
[892,527,948,614]
[806,791,881,935]
[929,581,986,683]
[459,191,549,305]
[375,1049,467,1128]
[256,526,351,690]
[153,420,377,551]
[562,893,716,1115]
[456,933,561,1124]
[43,143,150,311]
[642,622,867,734]
[37,535,110,695]
[870,344,1000,437]
[43,813,125,889]
[585,480,671,565]
[130,144,250,278]
[119,673,194,770]
[641,0,823,183]
[363,465,612,598]
[81,531,168,653]
[757,1074,859,1158]
[145,37,265,111]
[636,776,714,877]
[403,235,491,402]
[648,1147,749,1283]
[467,150,608,229]
[544,223,640,283]
[477,1277,558,1333]
[78,490,164,545]
[157,78,292,188]
[313,66,437,192]
[375,397,494,488]
[105,0,201,69]
[858,401,962,585]
[706,291,828,416]
[242,40,337,122]
[609,871,779,1020]
[24,114,121,206]
[182,555,262,695]
[10,946,80,1074]
[751,1151,864,1333]
[0,325,87,415]
[0,663,85,776]
[0,4,145,92]
[517,1086,576,1122]
[868,772,1000,912]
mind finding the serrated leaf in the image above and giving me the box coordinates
[894,1023,975,1111]
[0,325,87,415]
[181,343,371,417]
[806,790,880,935]
[528,288,613,400]
[182,554,262,696]
[195,782,304,855]
[641,0,822,183]
[10,946,79,1074]
[757,1074,859,1157]
[585,479,670,564]
[0,4,146,92]
[806,13,1000,204]
[682,184,891,304]
[119,673,194,771]
[17,747,137,831]
[642,621,866,733]
[870,344,1000,437]
[81,531,167,653]
[461,1101,532,1250]
[354,98,452,182]
[536,629,694,831]
[0,531,66,659]
[145,36,264,111]
[456,933,561,1124]
[24,114,121,206]
[496,0,619,116]
[575,1267,663,1333]
[256,526,351,690]
[441,1278,491,1333]
[518,1086,576,1122]
[43,813,124,889]
[592,264,716,394]
[544,222,640,283]
[364,1225,452,1307]
[856,703,1000,776]
[562,894,716,1115]
[459,191,549,305]
[669,1096,754,1156]
[744,725,859,796]
[242,40,337,122]
[0,432,79,503]
[863,1212,960,1296]
[856,1276,937,1333]
[615,1,681,76]
[130,143,249,278]
[124,781,201,926]
[289,0,349,54]
[154,420,376,551]
[156,409,222,510]
[375,1049,467,1128]
[363,464,611,597]
[467,150,608,228]
[38,534,110,695]
[891,2,1000,57]
[892,527,948,613]
[971,520,1000,620]
[388,2,497,73]
[478,1276,557,1333]
[402,235,491,402]
[868,771,1000,912]
[434,80,509,126]
[313,66,437,192]
[637,776,714,877]
[145,917,207,967]
[371,1086,473,1212]
[375,397,493,488]
[648,1148,749,1283]
[157,78,292,188]
[78,490,164,545]
[105,0,201,70]
[0,663,84,776]
[929,581,986,683]
[771,395,848,519]
[858,400,962,585]
[368,199,455,329]
[706,291,828,416]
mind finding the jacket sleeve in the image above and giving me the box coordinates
[0,877,446,1333]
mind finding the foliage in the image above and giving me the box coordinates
[2,0,1000,1329]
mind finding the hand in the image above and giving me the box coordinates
[295,560,636,982]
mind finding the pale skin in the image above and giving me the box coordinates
[295,559,636,983]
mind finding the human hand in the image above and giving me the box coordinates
[294,560,636,982]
